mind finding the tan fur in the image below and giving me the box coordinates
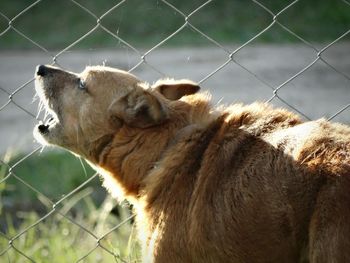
[34,65,350,263]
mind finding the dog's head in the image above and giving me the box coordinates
[34,65,200,158]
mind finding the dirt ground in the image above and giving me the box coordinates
[0,43,349,155]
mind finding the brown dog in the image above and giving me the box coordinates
[34,65,350,263]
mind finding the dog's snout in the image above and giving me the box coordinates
[36,65,48,76]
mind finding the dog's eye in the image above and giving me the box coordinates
[78,79,86,90]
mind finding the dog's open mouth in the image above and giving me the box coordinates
[38,116,58,134]
[34,93,61,141]
[33,102,62,145]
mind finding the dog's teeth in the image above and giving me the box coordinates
[43,117,56,126]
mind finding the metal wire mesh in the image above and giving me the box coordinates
[0,0,349,262]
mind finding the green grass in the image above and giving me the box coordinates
[0,150,141,262]
[1,149,99,202]
[0,0,349,50]
[1,199,140,262]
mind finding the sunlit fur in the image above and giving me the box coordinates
[35,65,350,263]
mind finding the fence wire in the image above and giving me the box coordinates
[0,0,349,262]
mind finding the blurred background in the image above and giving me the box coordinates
[0,0,349,262]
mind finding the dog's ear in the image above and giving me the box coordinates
[153,79,200,100]
[108,89,168,128]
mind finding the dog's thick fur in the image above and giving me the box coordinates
[34,65,350,263]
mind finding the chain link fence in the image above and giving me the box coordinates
[0,0,349,262]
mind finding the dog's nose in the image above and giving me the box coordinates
[36,65,47,76]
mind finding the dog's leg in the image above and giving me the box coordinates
[308,178,350,263]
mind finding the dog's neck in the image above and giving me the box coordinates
[91,103,190,198]
[92,99,210,201]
